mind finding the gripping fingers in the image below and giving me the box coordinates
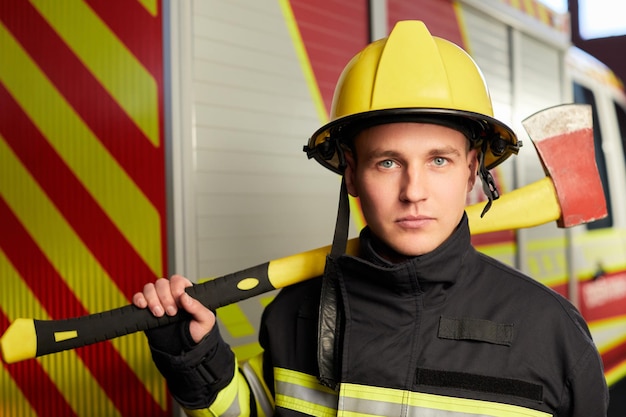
[153,278,179,316]
[131,291,148,309]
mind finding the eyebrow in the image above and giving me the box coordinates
[427,145,463,157]
[363,145,463,161]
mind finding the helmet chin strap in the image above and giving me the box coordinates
[478,140,500,218]
[317,174,351,390]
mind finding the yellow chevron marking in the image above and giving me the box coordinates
[0,362,38,417]
[523,0,536,16]
[453,0,473,54]
[475,241,515,258]
[541,253,555,274]
[54,331,79,342]
[0,22,162,278]
[219,304,256,338]
[605,360,626,387]
[509,0,521,9]
[278,0,366,230]
[137,0,158,17]
[30,0,159,147]
[232,342,264,363]
[260,295,275,308]
[0,249,122,417]
[278,0,327,123]
[536,4,551,25]
[527,254,538,275]
[0,137,127,313]
[588,316,626,386]
[589,316,626,353]
[0,136,166,408]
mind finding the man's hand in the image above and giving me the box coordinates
[132,274,216,343]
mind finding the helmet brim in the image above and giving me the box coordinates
[305,108,520,174]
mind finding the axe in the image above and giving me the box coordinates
[467,103,606,231]
[0,104,606,364]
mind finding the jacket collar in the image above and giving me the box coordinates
[355,212,474,288]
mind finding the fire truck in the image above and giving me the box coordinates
[1,0,625,415]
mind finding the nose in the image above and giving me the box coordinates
[399,166,427,203]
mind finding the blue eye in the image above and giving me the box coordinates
[379,160,396,168]
[433,157,447,166]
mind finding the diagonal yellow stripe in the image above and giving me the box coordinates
[0,136,166,408]
[522,0,536,16]
[0,136,127,312]
[278,0,327,123]
[0,249,122,417]
[278,0,365,230]
[137,0,158,17]
[0,21,162,278]
[30,0,160,147]
[605,360,626,387]
[219,304,256,338]
[0,368,38,417]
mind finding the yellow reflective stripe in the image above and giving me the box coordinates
[183,357,250,417]
[274,368,338,417]
[340,383,551,417]
[241,354,274,417]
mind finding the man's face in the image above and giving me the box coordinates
[345,122,478,257]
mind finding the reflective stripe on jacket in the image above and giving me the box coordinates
[274,367,552,416]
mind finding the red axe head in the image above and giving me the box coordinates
[522,104,607,227]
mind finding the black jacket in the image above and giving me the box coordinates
[150,216,609,416]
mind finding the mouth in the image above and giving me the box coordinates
[396,215,433,229]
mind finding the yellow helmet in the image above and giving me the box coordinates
[304,20,520,174]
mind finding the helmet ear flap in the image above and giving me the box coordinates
[316,138,336,161]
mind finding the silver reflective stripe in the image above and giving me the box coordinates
[275,380,338,408]
[339,384,552,417]
[241,361,273,417]
[338,395,403,415]
[274,367,338,414]
[220,399,240,417]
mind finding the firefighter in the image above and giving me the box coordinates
[133,20,608,416]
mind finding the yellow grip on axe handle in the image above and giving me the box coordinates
[0,177,560,364]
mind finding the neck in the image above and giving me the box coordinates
[369,233,414,264]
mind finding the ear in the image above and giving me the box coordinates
[467,149,479,190]
[343,150,359,197]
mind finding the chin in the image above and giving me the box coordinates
[392,241,434,257]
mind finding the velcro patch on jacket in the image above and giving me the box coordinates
[437,316,513,346]
[416,368,544,402]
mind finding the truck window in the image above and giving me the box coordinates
[573,82,613,229]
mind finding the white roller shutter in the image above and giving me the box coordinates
[169,0,339,282]
[458,2,568,280]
